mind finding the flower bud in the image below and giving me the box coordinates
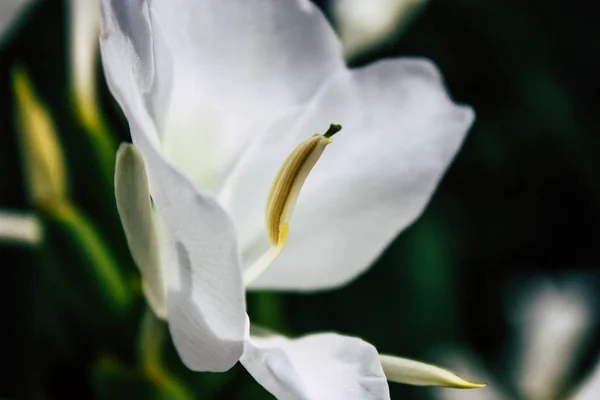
[333,0,429,59]
[13,67,67,212]
[380,355,486,389]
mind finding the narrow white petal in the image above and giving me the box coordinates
[0,210,41,245]
[69,0,100,120]
[380,355,485,389]
[115,144,166,319]
[219,58,473,290]
[241,329,390,400]
[431,348,509,400]
[0,0,36,44]
[101,1,246,372]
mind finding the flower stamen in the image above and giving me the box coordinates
[243,124,341,285]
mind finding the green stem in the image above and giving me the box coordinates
[75,95,118,192]
[253,292,287,333]
[138,309,193,400]
[88,120,117,191]
[50,201,132,314]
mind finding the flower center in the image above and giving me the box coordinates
[243,124,341,285]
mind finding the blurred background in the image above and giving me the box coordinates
[1,0,599,399]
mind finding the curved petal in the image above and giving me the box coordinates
[219,58,474,290]
[115,144,167,319]
[100,1,246,372]
[148,0,345,190]
[240,330,390,400]
[99,0,173,139]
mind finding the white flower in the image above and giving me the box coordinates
[100,0,478,398]
[432,275,598,400]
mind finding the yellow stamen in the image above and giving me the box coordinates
[243,124,341,285]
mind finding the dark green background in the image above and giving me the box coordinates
[1,0,599,398]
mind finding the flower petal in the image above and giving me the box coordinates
[380,355,485,389]
[69,0,100,120]
[0,210,41,245]
[513,277,596,400]
[219,58,473,290]
[332,0,429,59]
[101,1,246,372]
[115,143,167,319]
[431,348,507,400]
[148,0,345,190]
[241,329,390,400]
[99,0,172,137]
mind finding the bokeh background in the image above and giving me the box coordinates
[1,0,599,399]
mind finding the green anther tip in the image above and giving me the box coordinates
[323,124,342,138]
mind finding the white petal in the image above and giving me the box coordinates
[0,210,41,245]
[332,0,428,59]
[430,348,508,400]
[115,144,167,319]
[380,355,485,389]
[69,0,100,117]
[513,277,596,400]
[101,0,173,134]
[148,0,345,191]
[0,0,36,44]
[219,58,473,290]
[572,358,600,400]
[101,2,246,372]
[241,329,390,400]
